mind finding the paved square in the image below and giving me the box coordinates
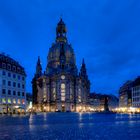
[0,113,140,140]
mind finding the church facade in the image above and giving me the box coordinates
[32,19,90,112]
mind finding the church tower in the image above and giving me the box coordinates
[80,59,88,79]
[32,56,42,105]
[35,56,42,77]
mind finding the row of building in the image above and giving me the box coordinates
[0,50,119,113]
[119,77,140,111]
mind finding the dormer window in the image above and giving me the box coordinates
[17,67,21,73]
[7,64,11,70]
[2,63,6,69]
[12,66,16,71]
[6,58,9,62]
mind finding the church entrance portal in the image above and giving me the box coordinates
[61,104,65,112]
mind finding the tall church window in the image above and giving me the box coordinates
[70,85,73,100]
[61,83,65,101]
[43,87,47,99]
[78,88,81,102]
[53,88,56,100]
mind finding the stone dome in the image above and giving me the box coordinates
[46,18,77,73]
[47,42,76,69]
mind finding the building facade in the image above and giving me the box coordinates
[26,93,33,112]
[119,81,133,108]
[132,77,140,108]
[108,94,119,110]
[89,93,101,111]
[89,93,118,111]
[32,19,90,112]
[0,53,26,114]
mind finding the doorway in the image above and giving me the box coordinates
[61,104,65,112]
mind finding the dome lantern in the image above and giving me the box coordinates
[56,18,67,43]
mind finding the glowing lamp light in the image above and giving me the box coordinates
[129,107,136,112]
[29,102,32,109]
[15,106,19,109]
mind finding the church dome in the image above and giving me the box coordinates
[46,19,76,73]
[47,42,76,68]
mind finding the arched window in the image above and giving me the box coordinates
[61,83,65,101]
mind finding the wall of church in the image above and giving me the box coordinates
[34,75,90,112]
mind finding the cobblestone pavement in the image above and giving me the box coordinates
[0,113,140,140]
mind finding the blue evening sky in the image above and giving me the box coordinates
[0,0,140,96]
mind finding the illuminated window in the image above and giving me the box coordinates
[2,98,6,103]
[8,98,11,104]
[53,88,56,99]
[70,95,73,100]
[18,99,21,104]
[61,83,65,101]
[13,99,16,104]
[61,83,65,89]
[22,99,25,104]
[78,96,81,102]
[53,88,56,93]
[61,89,65,92]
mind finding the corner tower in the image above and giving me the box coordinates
[80,59,88,79]
[36,56,42,77]
[32,56,42,105]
